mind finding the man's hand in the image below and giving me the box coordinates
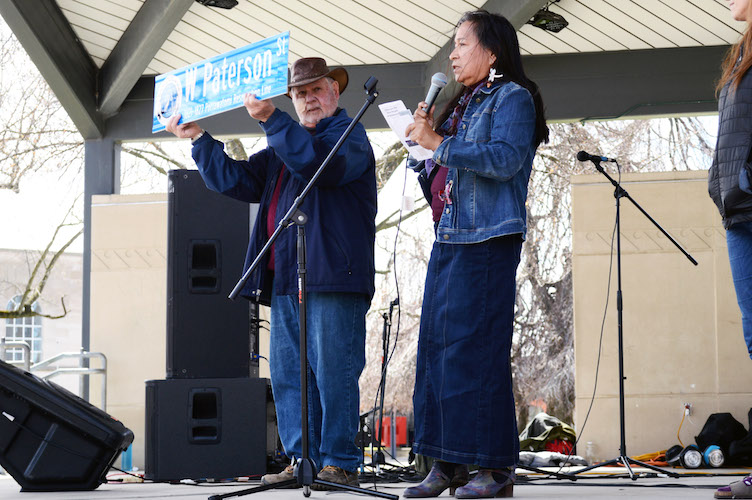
[244,93,275,122]
[165,114,202,140]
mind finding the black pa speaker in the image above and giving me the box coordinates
[144,377,269,480]
[0,360,133,491]
[166,169,256,379]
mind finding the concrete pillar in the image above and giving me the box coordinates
[82,138,120,399]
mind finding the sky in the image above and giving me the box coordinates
[0,167,84,252]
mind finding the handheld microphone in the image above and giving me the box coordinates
[421,72,448,112]
[577,151,617,163]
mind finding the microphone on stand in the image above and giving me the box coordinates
[421,72,448,112]
[577,150,617,163]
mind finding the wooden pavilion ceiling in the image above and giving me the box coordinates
[56,0,743,75]
[0,0,744,138]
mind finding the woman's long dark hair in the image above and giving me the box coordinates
[436,10,549,146]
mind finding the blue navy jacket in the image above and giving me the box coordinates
[191,107,377,304]
[430,80,537,244]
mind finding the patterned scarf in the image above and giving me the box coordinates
[425,81,486,176]
[445,81,486,137]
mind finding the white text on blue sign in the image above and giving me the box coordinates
[152,32,289,133]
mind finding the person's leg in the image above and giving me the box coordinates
[266,292,322,474]
[727,221,752,359]
[411,238,521,468]
[451,237,521,499]
[408,237,520,499]
[411,242,440,457]
[405,243,471,498]
[716,223,752,496]
[306,292,368,486]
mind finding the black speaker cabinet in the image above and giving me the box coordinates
[167,169,255,379]
[0,360,133,491]
[145,377,268,481]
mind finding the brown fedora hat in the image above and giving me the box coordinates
[287,57,348,95]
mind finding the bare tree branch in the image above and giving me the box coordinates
[375,141,408,190]
[0,297,68,320]
[376,203,429,232]
[120,144,187,175]
[1,201,82,319]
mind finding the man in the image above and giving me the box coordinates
[166,57,376,489]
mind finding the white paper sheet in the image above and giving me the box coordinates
[378,100,434,161]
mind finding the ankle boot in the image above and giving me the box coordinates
[403,461,469,498]
[454,467,515,498]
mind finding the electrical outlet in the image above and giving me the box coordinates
[683,403,692,416]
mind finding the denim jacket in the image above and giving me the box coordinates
[431,80,537,244]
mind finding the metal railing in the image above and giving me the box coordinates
[0,340,108,411]
[0,338,31,371]
[32,351,108,411]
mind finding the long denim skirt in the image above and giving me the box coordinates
[412,235,522,468]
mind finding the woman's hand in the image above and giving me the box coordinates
[405,102,442,151]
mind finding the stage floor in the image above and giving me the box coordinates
[1,466,749,500]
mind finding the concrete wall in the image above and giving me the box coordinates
[572,170,752,462]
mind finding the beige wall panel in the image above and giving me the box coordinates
[574,394,730,463]
[573,171,752,457]
[90,194,168,470]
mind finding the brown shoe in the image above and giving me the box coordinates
[261,464,300,488]
[311,465,359,490]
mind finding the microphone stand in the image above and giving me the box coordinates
[371,298,397,473]
[211,77,397,500]
[572,159,696,480]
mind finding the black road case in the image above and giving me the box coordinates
[0,360,133,491]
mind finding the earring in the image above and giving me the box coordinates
[487,68,503,87]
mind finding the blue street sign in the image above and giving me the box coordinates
[152,31,289,133]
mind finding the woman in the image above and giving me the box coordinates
[710,0,752,498]
[403,10,548,499]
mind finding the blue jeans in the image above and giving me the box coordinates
[727,221,752,359]
[270,291,369,472]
